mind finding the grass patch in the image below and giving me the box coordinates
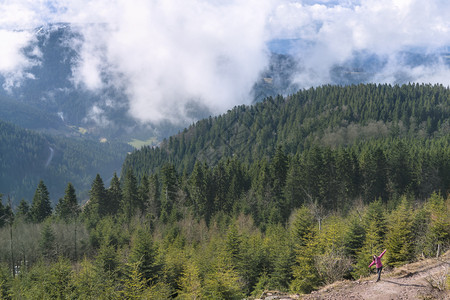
[78,127,88,134]
[128,137,157,149]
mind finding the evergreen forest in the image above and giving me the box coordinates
[0,83,449,298]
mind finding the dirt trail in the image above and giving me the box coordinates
[259,252,449,300]
[302,253,449,300]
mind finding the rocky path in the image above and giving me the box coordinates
[258,252,449,300]
[303,255,449,300]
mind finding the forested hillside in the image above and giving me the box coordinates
[123,83,449,224]
[0,120,132,203]
[124,83,449,175]
[0,84,448,298]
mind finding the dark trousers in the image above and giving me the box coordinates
[376,266,382,281]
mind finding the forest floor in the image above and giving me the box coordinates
[257,251,450,300]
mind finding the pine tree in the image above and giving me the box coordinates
[344,216,366,259]
[138,174,149,213]
[85,174,107,223]
[129,227,157,281]
[147,173,161,218]
[290,231,319,294]
[290,206,315,248]
[302,146,327,208]
[107,172,122,216]
[270,146,289,221]
[121,169,139,222]
[385,196,413,267]
[30,180,52,223]
[225,223,242,265]
[0,263,12,299]
[335,148,358,208]
[388,141,412,197]
[46,258,74,299]
[284,156,303,212]
[289,206,320,293]
[160,164,178,222]
[95,240,120,275]
[177,261,203,299]
[270,146,288,198]
[40,222,56,261]
[314,217,353,284]
[120,262,147,299]
[266,223,294,291]
[212,160,230,215]
[189,161,209,220]
[55,182,79,221]
[71,258,117,299]
[16,199,31,222]
[203,252,244,300]
[424,192,450,257]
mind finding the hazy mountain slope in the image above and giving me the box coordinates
[0,119,132,204]
[0,95,67,132]
[0,24,206,142]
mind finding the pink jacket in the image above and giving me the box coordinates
[369,249,386,268]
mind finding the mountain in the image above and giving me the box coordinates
[0,119,132,204]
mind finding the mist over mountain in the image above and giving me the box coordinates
[0,24,182,142]
[253,41,450,102]
[1,23,449,145]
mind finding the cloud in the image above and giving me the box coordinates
[267,0,450,88]
[70,0,273,124]
[0,0,449,124]
[0,29,40,91]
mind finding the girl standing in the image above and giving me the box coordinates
[369,249,387,282]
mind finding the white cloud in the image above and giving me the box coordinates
[69,0,273,124]
[84,104,111,127]
[267,0,450,88]
[0,29,40,91]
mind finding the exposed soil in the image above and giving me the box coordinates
[258,252,450,300]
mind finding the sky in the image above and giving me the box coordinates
[0,0,449,124]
